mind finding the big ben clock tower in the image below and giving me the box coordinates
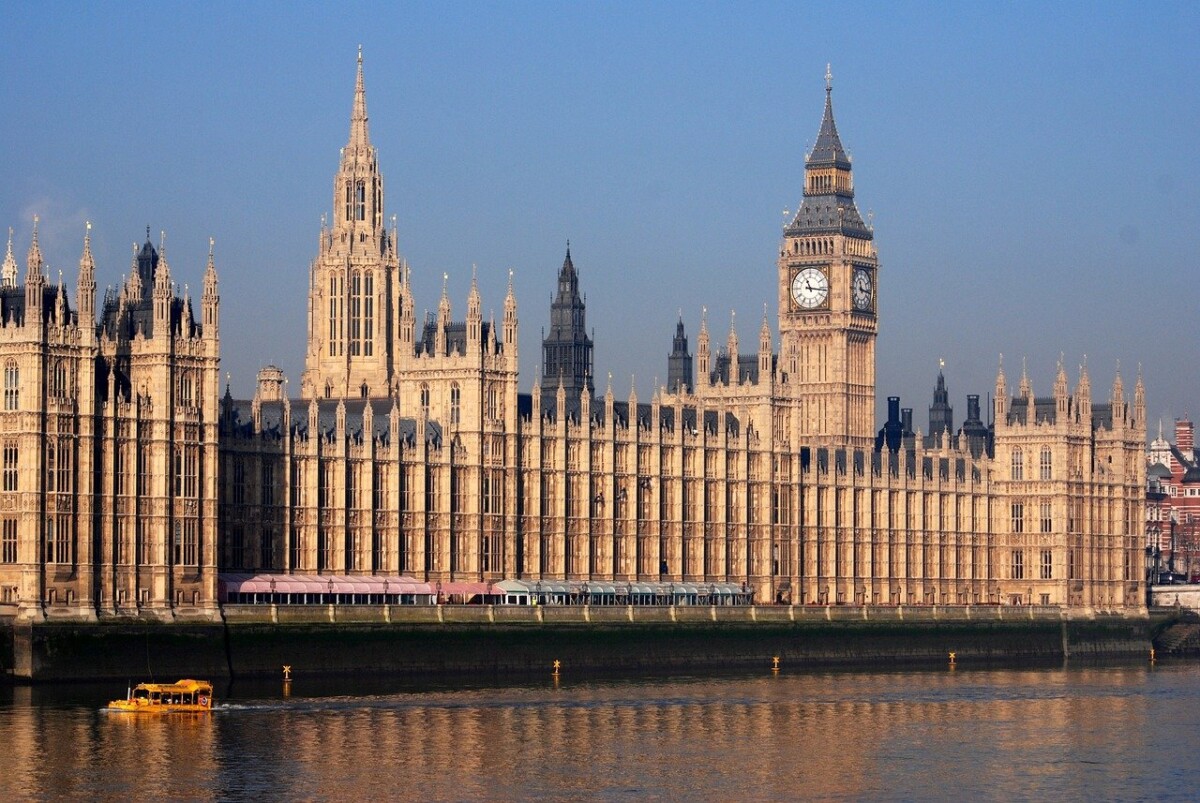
[778,66,878,447]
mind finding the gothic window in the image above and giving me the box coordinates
[355,181,366,221]
[344,182,352,222]
[1011,501,1024,533]
[450,383,461,425]
[1040,549,1053,580]
[178,371,194,407]
[373,463,386,510]
[318,461,331,509]
[114,445,127,496]
[137,448,149,497]
[363,271,374,356]
[1,518,15,563]
[261,462,275,506]
[45,440,56,493]
[1010,449,1024,481]
[1039,448,1052,480]
[349,270,362,356]
[1011,549,1024,580]
[174,446,197,498]
[46,516,71,564]
[291,461,306,507]
[49,360,68,400]
[2,440,16,492]
[55,439,71,495]
[173,520,199,565]
[4,360,18,410]
[420,383,430,415]
[232,459,246,505]
[290,525,303,570]
[1040,500,1052,533]
[329,273,344,357]
[260,526,273,570]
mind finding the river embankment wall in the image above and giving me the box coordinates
[0,605,1167,683]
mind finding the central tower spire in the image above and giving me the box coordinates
[348,45,371,153]
[301,49,398,400]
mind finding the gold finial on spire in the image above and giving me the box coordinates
[825,63,832,91]
[939,357,945,371]
[358,44,363,65]
[86,220,91,233]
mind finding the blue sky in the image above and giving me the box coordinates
[2,2,1197,435]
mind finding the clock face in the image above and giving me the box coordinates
[852,269,873,311]
[791,267,829,310]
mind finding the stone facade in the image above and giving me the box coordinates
[0,55,1147,620]
[0,223,221,620]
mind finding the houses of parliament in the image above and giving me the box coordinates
[0,56,1146,621]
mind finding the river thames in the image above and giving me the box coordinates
[2,662,1198,801]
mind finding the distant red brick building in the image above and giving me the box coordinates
[1147,419,1200,581]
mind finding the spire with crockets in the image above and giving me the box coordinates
[786,64,871,240]
[541,242,594,405]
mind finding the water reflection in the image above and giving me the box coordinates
[3,664,1200,800]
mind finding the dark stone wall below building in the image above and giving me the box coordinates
[0,605,1170,683]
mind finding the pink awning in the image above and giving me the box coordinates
[219,573,434,596]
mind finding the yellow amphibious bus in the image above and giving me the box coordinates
[107,679,215,713]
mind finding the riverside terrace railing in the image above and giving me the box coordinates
[217,602,1147,628]
[218,574,754,607]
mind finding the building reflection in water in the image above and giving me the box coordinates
[0,667,1168,800]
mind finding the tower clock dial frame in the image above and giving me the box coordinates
[852,267,873,312]
[790,267,829,310]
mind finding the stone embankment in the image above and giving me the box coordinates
[0,604,1166,683]
[0,604,1161,681]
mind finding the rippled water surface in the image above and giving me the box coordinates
[3,662,1200,800]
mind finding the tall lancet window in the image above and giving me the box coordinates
[3,360,17,410]
[355,181,366,221]
[363,271,374,356]
[329,274,344,357]
[349,270,362,356]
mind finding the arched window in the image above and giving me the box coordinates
[4,360,18,410]
[1039,448,1052,480]
[328,273,343,357]
[420,383,430,415]
[1011,449,1024,481]
[362,271,374,357]
[450,383,461,425]
[177,371,194,407]
[349,270,362,356]
[48,360,68,400]
[355,181,366,221]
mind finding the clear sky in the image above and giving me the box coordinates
[2,2,1197,437]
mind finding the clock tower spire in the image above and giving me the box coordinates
[777,66,878,446]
